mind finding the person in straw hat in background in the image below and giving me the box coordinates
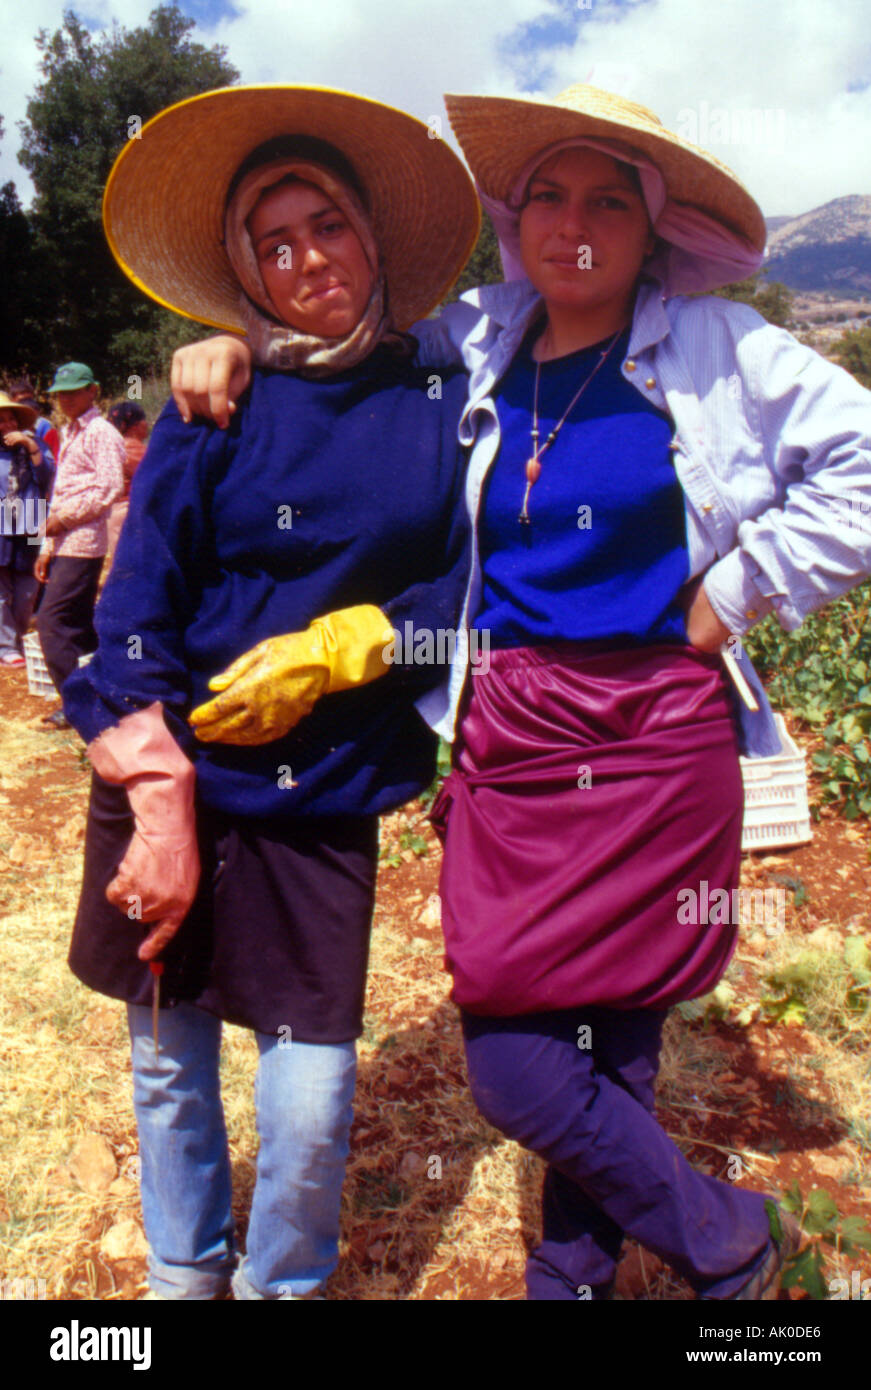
[172,82,871,1301]
[60,84,479,1300]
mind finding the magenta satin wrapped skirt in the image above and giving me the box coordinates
[431,642,744,1015]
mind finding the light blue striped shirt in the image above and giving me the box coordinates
[412,277,871,757]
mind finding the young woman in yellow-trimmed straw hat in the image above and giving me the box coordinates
[61,83,479,1301]
[171,82,871,1301]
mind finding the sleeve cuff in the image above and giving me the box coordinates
[702,549,776,635]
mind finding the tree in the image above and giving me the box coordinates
[832,322,871,390]
[444,212,503,303]
[0,177,54,379]
[16,5,238,390]
[713,272,794,328]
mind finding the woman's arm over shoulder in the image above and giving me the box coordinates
[411,282,533,371]
[171,332,252,428]
[412,298,486,369]
[678,297,871,633]
[63,399,233,744]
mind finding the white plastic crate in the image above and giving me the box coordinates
[740,712,812,852]
[22,631,93,700]
[23,631,55,699]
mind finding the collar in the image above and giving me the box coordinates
[627,280,673,356]
[458,275,674,357]
[66,405,100,434]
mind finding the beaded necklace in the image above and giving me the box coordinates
[518,329,623,525]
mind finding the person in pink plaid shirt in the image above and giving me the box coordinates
[35,362,124,724]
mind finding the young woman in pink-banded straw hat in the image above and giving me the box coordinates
[172,83,871,1300]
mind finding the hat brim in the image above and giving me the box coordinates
[103,85,481,333]
[445,89,765,251]
[0,396,37,428]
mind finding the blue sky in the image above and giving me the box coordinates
[2,0,870,217]
[176,0,243,22]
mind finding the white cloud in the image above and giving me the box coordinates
[1,0,869,216]
[544,0,871,215]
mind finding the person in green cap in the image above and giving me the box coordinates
[35,362,125,724]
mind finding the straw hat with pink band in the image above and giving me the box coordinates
[444,85,767,294]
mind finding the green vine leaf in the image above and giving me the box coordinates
[781,1244,829,1299]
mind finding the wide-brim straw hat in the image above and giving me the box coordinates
[445,85,765,251]
[104,85,481,332]
[0,391,37,429]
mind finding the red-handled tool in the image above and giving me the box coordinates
[149,960,164,1059]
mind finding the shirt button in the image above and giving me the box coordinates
[702,503,713,513]
[645,377,656,389]
[625,360,636,371]
[746,608,758,620]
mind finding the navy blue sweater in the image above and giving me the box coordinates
[63,352,470,818]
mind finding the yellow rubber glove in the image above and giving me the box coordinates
[189,604,396,745]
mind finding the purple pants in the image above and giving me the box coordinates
[461,1006,772,1300]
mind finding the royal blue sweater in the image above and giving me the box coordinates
[477,327,690,647]
[63,352,470,818]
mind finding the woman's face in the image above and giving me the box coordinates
[247,180,374,337]
[519,147,655,320]
[0,409,20,432]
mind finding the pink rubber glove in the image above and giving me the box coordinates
[87,702,200,961]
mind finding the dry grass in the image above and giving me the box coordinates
[760,928,871,1153]
[1,695,868,1299]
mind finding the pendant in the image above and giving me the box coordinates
[518,456,541,524]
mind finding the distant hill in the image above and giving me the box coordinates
[763,196,871,294]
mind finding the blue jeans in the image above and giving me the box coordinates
[127,1002,357,1299]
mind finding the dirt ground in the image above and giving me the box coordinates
[0,662,868,1301]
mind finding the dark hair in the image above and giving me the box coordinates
[615,159,644,194]
[107,401,146,435]
[6,377,41,411]
[225,135,369,212]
